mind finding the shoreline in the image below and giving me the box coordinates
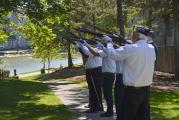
[0,49,32,58]
[0,53,32,58]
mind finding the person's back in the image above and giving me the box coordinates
[105,32,156,120]
[123,40,156,87]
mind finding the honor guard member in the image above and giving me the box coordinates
[83,40,116,117]
[76,43,91,108]
[103,32,156,120]
[77,42,103,113]
[113,40,132,120]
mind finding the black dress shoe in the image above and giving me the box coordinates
[100,112,113,117]
[85,109,97,113]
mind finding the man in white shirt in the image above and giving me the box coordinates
[113,40,131,120]
[83,41,116,117]
[77,42,103,113]
[103,32,156,120]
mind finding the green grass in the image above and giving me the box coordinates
[0,76,76,120]
[69,80,179,120]
[151,91,179,120]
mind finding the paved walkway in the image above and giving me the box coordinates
[44,80,116,120]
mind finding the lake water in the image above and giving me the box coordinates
[0,55,82,75]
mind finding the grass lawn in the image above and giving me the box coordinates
[68,79,179,120]
[151,91,179,120]
[0,76,76,120]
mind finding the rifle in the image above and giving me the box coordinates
[68,30,113,45]
[75,27,130,45]
[69,37,97,45]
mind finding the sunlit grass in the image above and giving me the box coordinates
[0,77,76,120]
[151,91,179,120]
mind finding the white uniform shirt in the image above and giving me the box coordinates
[107,40,156,87]
[81,46,102,69]
[116,61,123,74]
[115,44,130,74]
[98,48,116,73]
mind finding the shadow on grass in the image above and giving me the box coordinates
[151,91,179,120]
[0,78,75,120]
[36,66,85,81]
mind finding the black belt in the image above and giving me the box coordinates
[124,85,150,89]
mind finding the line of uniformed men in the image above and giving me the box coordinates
[76,31,157,120]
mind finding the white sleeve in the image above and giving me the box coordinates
[107,43,134,61]
[98,49,107,57]
[81,46,94,57]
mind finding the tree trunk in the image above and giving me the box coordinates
[48,57,50,73]
[67,42,73,68]
[173,0,179,79]
[164,17,169,46]
[116,0,125,36]
[147,0,153,28]
[92,14,96,38]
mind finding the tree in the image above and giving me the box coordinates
[18,20,59,70]
[117,0,125,36]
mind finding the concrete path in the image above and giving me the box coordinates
[44,80,116,120]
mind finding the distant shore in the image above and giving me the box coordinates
[0,49,32,58]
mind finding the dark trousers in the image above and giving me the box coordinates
[102,72,115,113]
[114,73,124,119]
[120,86,150,120]
[86,67,103,111]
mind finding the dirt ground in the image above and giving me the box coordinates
[152,71,179,92]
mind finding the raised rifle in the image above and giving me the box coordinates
[75,27,130,45]
[69,38,97,45]
[68,31,98,45]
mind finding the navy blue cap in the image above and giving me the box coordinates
[136,26,155,38]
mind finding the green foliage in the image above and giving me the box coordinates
[0,0,178,64]
[0,27,8,43]
[20,20,59,64]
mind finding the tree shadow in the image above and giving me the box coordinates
[0,79,75,120]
